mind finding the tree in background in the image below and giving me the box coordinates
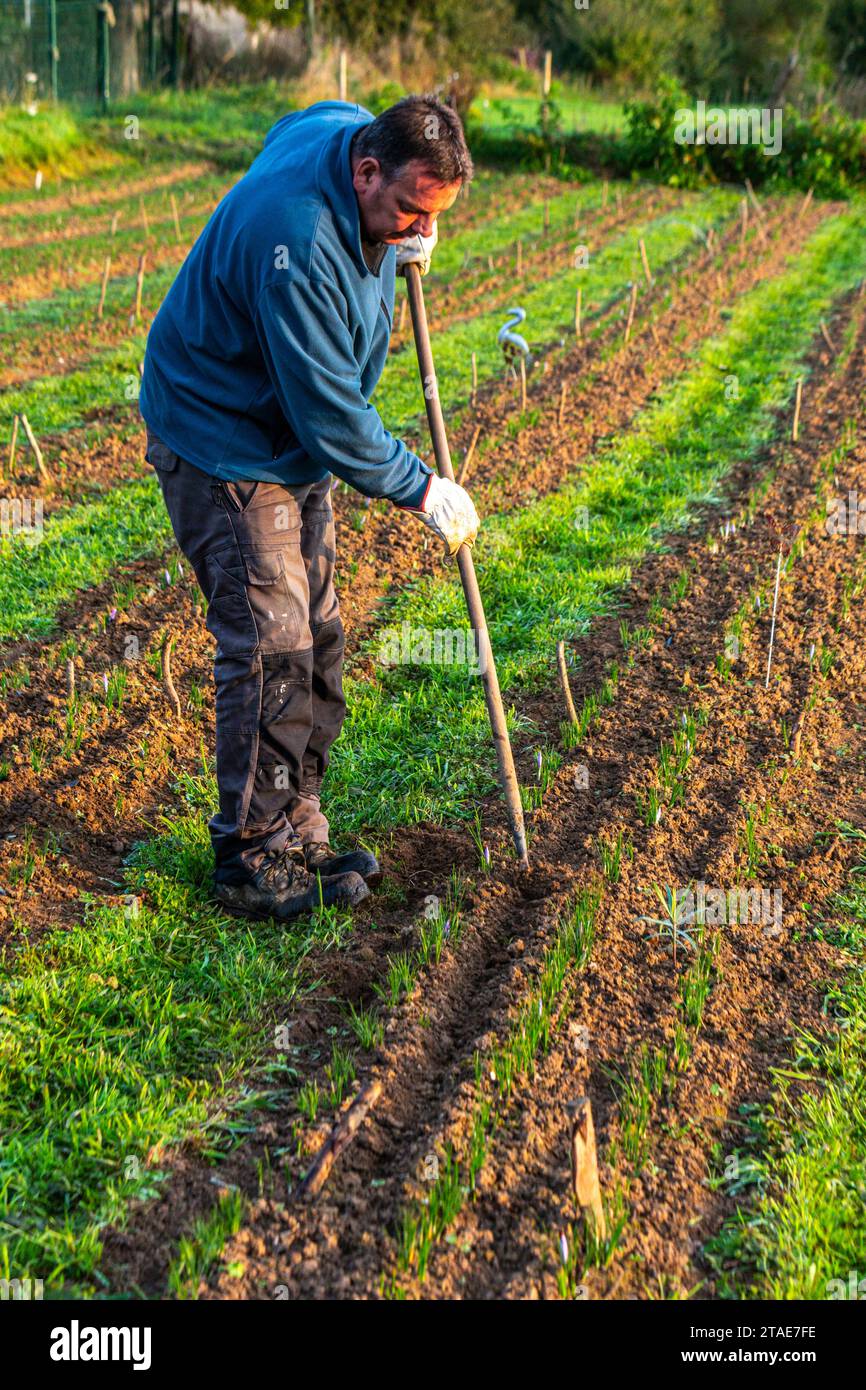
[826,0,866,77]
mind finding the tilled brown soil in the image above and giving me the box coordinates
[0,196,824,945]
[0,193,828,945]
[182,289,866,1301]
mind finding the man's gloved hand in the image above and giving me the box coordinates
[408,474,480,556]
[395,222,439,277]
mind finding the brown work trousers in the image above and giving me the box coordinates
[145,430,346,882]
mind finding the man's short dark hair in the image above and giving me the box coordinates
[352,95,474,186]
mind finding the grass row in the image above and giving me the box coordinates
[0,189,735,644]
[1,199,863,1292]
[706,828,866,1300]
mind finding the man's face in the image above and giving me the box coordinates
[352,155,461,245]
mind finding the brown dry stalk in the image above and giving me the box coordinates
[161,634,182,721]
[133,253,147,322]
[556,640,579,724]
[6,412,19,476]
[96,256,111,320]
[457,424,482,487]
[623,280,638,347]
[792,376,804,442]
[170,193,182,242]
[300,1080,383,1200]
[639,237,652,285]
[19,413,50,483]
[567,1097,606,1240]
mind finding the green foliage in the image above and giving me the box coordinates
[622,78,866,195]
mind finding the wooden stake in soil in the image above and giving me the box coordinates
[6,413,19,477]
[398,296,407,333]
[765,545,783,690]
[170,192,182,242]
[556,640,578,724]
[161,634,182,721]
[542,49,552,97]
[457,423,482,487]
[797,187,813,221]
[575,285,582,340]
[133,252,146,323]
[566,1097,606,1240]
[558,381,568,429]
[19,414,50,483]
[623,281,638,347]
[299,1080,382,1200]
[820,320,835,354]
[110,209,119,236]
[792,376,803,442]
[639,237,652,286]
[65,659,76,703]
[790,706,806,759]
[519,354,527,413]
[96,256,111,320]
[744,177,765,221]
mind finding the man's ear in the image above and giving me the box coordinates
[353,155,381,190]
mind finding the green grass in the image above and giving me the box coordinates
[0,810,355,1291]
[0,188,733,646]
[706,828,866,1300]
[2,198,865,1293]
[0,475,171,641]
[0,105,117,187]
[392,884,601,1288]
[165,1188,245,1300]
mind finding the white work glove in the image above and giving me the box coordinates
[406,473,479,556]
[395,222,438,277]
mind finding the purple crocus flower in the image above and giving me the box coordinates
[103,673,109,693]
[483,845,490,866]
[536,749,543,778]
[164,569,171,585]
[443,918,451,941]
[108,608,117,621]
[559,1231,569,1265]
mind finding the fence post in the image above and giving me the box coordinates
[48,0,59,101]
[147,0,157,85]
[96,3,110,113]
[170,0,180,88]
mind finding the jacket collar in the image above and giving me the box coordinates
[318,113,391,279]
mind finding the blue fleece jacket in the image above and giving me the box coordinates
[139,101,434,508]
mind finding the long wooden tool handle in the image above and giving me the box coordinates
[403,264,529,869]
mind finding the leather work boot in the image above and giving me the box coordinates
[214,841,369,922]
[304,841,382,887]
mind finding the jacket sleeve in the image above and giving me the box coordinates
[254,273,433,508]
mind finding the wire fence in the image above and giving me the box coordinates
[0,0,180,107]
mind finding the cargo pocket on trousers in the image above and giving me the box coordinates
[242,549,303,652]
[205,550,257,656]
